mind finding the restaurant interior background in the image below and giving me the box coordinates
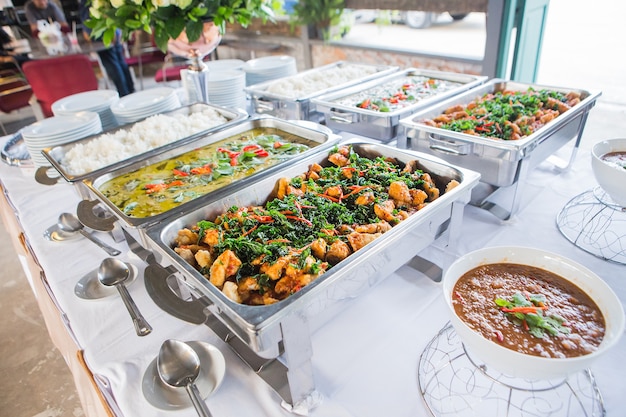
[0,0,625,416]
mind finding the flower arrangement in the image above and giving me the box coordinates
[84,0,278,52]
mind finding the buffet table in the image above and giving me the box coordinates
[0,123,624,416]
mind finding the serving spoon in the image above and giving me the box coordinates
[97,257,152,336]
[58,213,121,256]
[157,339,212,417]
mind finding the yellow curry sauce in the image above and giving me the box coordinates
[98,128,315,218]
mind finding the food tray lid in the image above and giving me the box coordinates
[243,61,400,102]
[37,102,249,184]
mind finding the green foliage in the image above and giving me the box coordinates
[85,0,277,52]
[290,0,345,28]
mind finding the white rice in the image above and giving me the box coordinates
[62,107,228,175]
[265,64,379,98]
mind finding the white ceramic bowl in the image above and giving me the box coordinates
[591,138,626,207]
[443,246,624,380]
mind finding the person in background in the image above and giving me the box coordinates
[79,0,135,96]
[23,0,69,36]
[0,27,30,67]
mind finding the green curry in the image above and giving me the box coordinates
[99,128,315,218]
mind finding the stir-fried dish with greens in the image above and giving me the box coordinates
[172,145,460,306]
[422,88,581,140]
[98,128,313,218]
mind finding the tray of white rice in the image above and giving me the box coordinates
[36,102,248,184]
[244,61,398,122]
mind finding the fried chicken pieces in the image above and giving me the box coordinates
[172,145,459,305]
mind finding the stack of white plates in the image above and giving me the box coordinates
[21,111,102,168]
[51,90,120,131]
[111,87,181,125]
[243,55,298,86]
[207,70,246,109]
[205,59,245,72]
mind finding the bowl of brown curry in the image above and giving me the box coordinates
[443,246,624,380]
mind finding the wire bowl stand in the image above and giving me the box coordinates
[556,187,626,265]
[417,323,605,417]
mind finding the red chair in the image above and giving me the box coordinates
[0,74,33,134]
[22,54,99,118]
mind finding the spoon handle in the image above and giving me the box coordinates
[115,284,152,336]
[78,229,121,256]
[186,382,212,417]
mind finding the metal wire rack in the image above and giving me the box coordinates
[417,324,605,417]
[556,187,626,265]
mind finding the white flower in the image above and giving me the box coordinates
[110,0,124,8]
[170,0,193,9]
[151,0,171,7]
[89,6,101,18]
[130,0,142,5]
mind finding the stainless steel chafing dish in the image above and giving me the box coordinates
[141,139,480,406]
[244,61,399,122]
[398,79,601,220]
[76,116,340,231]
[35,102,248,186]
[311,68,487,141]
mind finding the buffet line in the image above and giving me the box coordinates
[1,59,624,417]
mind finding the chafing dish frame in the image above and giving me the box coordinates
[244,61,399,122]
[141,139,481,407]
[75,116,341,231]
[398,79,601,220]
[311,68,487,141]
[35,102,249,186]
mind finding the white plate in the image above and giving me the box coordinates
[74,262,138,300]
[243,55,296,73]
[52,90,119,114]
[142,341,226,410]
[111,87,177,115]
[21,112,100,138]
[205,59,245,72]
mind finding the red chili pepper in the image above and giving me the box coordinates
[230,157,238,166]
[243,144,261,152]
[190,164,212,175]
[285,215,313,227]
[358,98,371,109]
[254,149,269,158]
[172,169,189,177]
[494,330,504,343]
[273,141,284,149]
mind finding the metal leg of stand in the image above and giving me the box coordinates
[204,311,315,407]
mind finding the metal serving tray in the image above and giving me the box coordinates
[312,68,487,141]
[35,102,248,185]
[76,116,340,231]
[244,61,398,122]
[141,139,480,404]
[398,79,600,219]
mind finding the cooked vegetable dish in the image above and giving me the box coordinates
[422,88,581,140]
[98,128,313,218]
[601,151,626,170]
[334,75,464,112]
[452,263,605,359]
[172,145,459,305]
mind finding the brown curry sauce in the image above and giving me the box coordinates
[452,263,605,358]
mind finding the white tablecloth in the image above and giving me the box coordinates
[1,126,624,417]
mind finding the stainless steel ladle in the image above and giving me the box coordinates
[157,339,212,417]
[58,212,121,256]
[97,257,152,336]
